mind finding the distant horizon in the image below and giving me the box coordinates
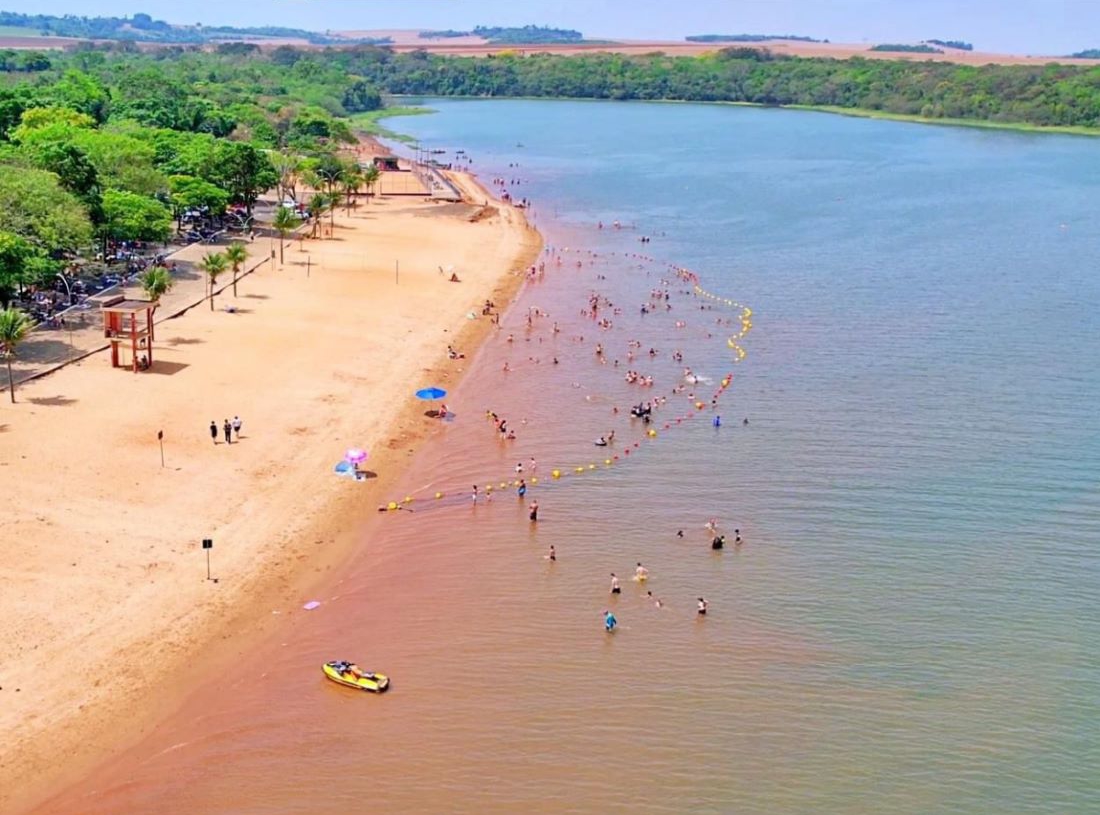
[0,1,1095,55]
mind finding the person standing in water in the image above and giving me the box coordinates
[471,485,479,505]
[697,597,708,615]
[635,562,649,581]
[610,573,621,594]
[529,500,539,522]
[548,544,556,562]
[604,610,618,632]
[517,478,527,498]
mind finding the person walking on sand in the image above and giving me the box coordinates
[223,419,232,445]
[528,500,539,522]
[209,420,218,444]
[610,573,621,595]
[232,415,242,440]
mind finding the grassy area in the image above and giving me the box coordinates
[0,25,43,37]
[786,104,1100,137]
[349,107,434,143]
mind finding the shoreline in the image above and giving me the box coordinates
[3,169,542,815]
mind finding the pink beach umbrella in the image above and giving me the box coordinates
[345,447,368,465]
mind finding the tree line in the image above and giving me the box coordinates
[341,47,1100,128]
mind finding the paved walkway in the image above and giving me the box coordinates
[8,237,275,387]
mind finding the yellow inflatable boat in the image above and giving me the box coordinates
[323,660,390,693]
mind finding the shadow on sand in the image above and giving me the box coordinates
[28,395,78,407]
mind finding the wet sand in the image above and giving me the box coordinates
[0,184,540,814]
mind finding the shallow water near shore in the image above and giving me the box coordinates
[44,101,1100,813]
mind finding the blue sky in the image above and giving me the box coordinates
[1,1,1095,55]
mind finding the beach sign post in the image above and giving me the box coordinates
[157,429,164,468]
[202,538,216,583]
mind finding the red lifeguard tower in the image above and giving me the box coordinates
[101,296,157,372]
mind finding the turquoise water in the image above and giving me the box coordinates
[399,100,1100,811]
[45,101,1100,815]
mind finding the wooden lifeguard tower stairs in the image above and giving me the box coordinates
[101,295,157,372]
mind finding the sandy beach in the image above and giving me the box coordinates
[0,176,540,813]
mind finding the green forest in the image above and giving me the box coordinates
[1,39,1099,304]
[0,11,390,45]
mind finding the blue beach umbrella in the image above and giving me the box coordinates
[415,387,447,400]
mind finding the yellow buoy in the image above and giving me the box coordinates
[435,492,443,499]
[387,501,398,511]
[552,469,561,479]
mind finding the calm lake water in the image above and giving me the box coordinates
[41,101,1100,814]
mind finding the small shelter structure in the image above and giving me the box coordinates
[101,295,157,372]
[372,155,401,171]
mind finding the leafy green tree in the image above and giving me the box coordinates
[0,231,57,303]
[0,305,32,403]
[168,175,229,229]
[138,265,173,301]
[272,205,299,265]
[199,251,228,310]
[212,142,276,216]
[27,141,103,224]
[100,189,171,257]
[0,168,93,254]
[224,242,247,296]
[47,70,110,122]
[11,106,95,140]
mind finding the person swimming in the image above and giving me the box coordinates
[711,535,725,550]
[610,573,621,594]
[604,610,618,632]
[647,590,663,609]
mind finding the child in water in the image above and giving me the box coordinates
[604,610,618,632]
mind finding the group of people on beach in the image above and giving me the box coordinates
[208,416,242,445]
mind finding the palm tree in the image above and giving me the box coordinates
[225,243,248,296]
[138,266,174,302]
[200,251,228,311]
[272,206,299,266]
[343,167,364,215]
[362,164,380,201]
[0,306,32,403]
[307,193,329,240]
